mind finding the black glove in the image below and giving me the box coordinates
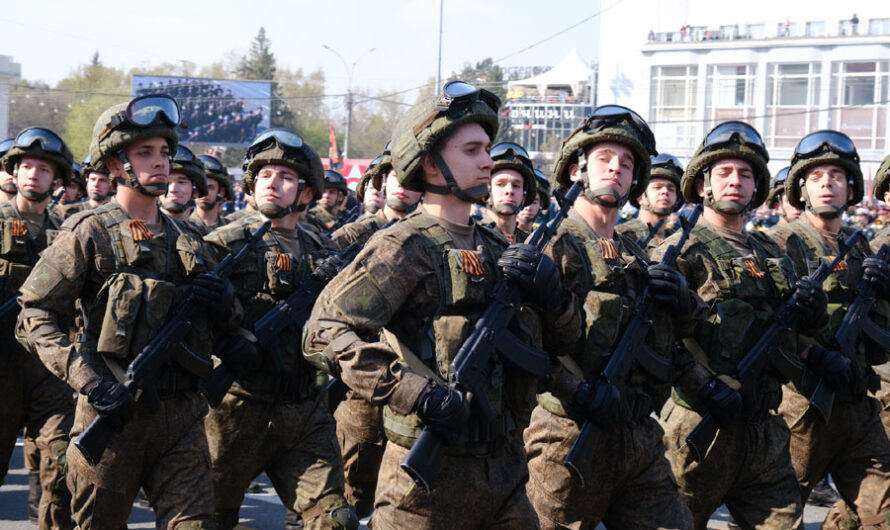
[314,252,346,283]
[805,345,851,393]
[863,256,890,299]
[415,382,470,444]
[498,243,566,311]
[697,377,742,428]
[793,275,828,325]
[215,334,260,378]
[193,272,235,317]
[85,380,135,432]
[647,263,695,316]
[573,381,622,425]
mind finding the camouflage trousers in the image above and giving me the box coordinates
[525,406,692,529]
[779,385,890,529]
[334,390,385,518]
[205,390,347,530]
[0,345,74,530]
[369,436,538,529]
[661,399,802,529]
[66,390,214,529]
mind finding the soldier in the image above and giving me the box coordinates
[307,169,348,232]
[358,158,385,215]
[330,153,388,249]
[203,128,356,530]
[484,141,536,243]
[304,80,579,528]
[16,94,238,529]
[765,166,801,226]
[0,137,16,202]
[523,105,694,529]
[871,154,890,251]
[53,161,87,220]
[190,154,233,235]
[768,130,890,528]
[517,169,551,233]
[160,144,208,223]
[0,127,75,530]
[654,120,830,529]
[615,152,684,247]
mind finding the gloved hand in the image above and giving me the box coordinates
[647,263,695,316]
[805,345,851,393]
[793,275,828,325]
[215,333,260,378]
[415,382,470,444]
[84,380,135,432]
[863,256,890,299]
[314,252,346,283]
[697,377,742,428]
[193,272,235,317]
[573,381,622,425]
[498,243,566,311]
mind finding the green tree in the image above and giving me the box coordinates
[346,89,409,158]
[237,27,295,130]
[275,67,330,154]
[7,81,70,140]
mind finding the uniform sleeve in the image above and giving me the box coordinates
[16,224,102,392]
[303,231,430,415]
[541,229,582,358]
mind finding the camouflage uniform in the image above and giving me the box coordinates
[54,201,88,220]
[17,199,218,529]
[329,211,387,250]
[0,198,74,530]
[204,213,350,530]
[188,209,228,237]
[614,217,673,247]
[308,205,337,233]
[304,207,578,529]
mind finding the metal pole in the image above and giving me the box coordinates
[436,0,444,94]
[344,91,352,158]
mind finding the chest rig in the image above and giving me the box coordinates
[0,200,61,297]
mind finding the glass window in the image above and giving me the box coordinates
[869,18,890,35]
[706,65,757,132]
[766,63,821,148]
[829,61,889,149]
[650,65,698,149]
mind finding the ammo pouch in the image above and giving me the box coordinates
[382,405,518,457]
[96,272,176,359]
[0,259,33,299]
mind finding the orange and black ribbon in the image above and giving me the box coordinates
[129,220,154,242]
[826,255,847,272]
[275,253,292,272]
[10,220,27,237]
[459,250,485,277]
[598,238,620,260]
[744,258,766,279]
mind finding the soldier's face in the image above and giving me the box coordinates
[429,123,493,194]
[578,142,635,204]
[63,182,82,202]
[197,178,220,206]
[15,157,56,195]
[0,169,15,193]
[363,185,384,211]
[385,171,421,206]
[87,171,111,199]
[122,138,170,190]
[699,158,755,205]
[164,173,194,204]
[518,193,541,222]
[490,170,525,209]
[319,188,343,207]
[642,177,676,211]
[255,164,301,208]
[779,193,802,220]
[804,164,852,210]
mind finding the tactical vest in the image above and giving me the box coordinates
[0,200,62,298]
[673,224,798,414]
[382,211,525,453]
[331,213,384,249]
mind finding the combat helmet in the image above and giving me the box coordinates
[533,168,552,210]
[242,128,324,218]
[89,94,181,196]
[323,170,348,194]
[170,145,208,197]
[552,105,656,208]
[488,142,537,215]
[785,130,863,219]
[681,121,770,212]
[1,127,74,201]
[391,80,500,203]
[874,153,890,203]
[197,154,234,205]
[632,153,684,214]
[0,138,16,194]
[357,141,392,202]
[766,167,790,208]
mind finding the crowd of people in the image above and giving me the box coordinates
[3,80,890,530]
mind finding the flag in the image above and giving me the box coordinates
[329,124,343,170]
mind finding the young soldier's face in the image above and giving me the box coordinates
[642,177,676,212]
[123,137,170,193]
[779,193,802,220]
[63,182,82,202]
[804,164,851,211]
[518,193,542,223]
[16,156,56,195]
[255,164,302,208]
[86,171,112,200]
[580,142,635,204]
[434,123,493,193]
[197,178,220,206]
[164,173,194,204]
[0,169,16,193]
[385,171,422,207]
[363,185,384,211]
[698,158,755,205]
[319,188,343,207]
[489,170,525,210]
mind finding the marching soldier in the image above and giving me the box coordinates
[615,152,684,247]
[53,161,87,220]
[517,169,551,234]
[484,141,536,243]
[190,154,234,235]
[307,170,349,233]
[0,137,17,203]
[160,145,207,224]
[765,167,801,227]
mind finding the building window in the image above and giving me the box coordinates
[705,65,757,131]
[806,21,826,37]
[650,65,698,149]
[766,63,821,148]
[830,61,888,150]
[869,18,890,36]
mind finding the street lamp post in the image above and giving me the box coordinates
[322,44,375,159]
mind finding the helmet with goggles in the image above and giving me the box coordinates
[197,154,234,202]
[1,127,74,188]
[489,142,536,212]
[631,153,684,213]
[785,130,862,218]
[242,129,324,218]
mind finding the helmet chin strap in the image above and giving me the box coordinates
[386,198,419,214]
[800,185,846,219]
[160,199,192,213]
[491,203,521,216]
[0,183,17,194]
[576,148,633,209]
[88,191,110,202]
[701,166,755,215]
[115,150,168,197]
[424,150,488,204]
[639,197,672,216]
[196,194,224,210]
[257,181,306,219]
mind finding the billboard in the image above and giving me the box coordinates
[132,75,271,146]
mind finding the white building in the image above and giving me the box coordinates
[0,55,22,138]
[597,1,890,189]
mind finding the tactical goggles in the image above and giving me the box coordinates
[246,129,306,160]
[367,155,383,170]
[174,145,198,164]
[324,170,346,185]
[198,155,227,174]
[793,130,859,162]
[0,138,13,155]
[491,142,531,162]
[82,153,92,167]
[14,127,68,156]
[580,105,657,156]
[651,153,683,171]
[774,167,790,185]
[383,140,392,154]
[703,121,768,162]
[436,80,502,118]
[72,162,83,175]
[99,95,181,141]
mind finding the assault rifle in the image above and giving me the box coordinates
[808,243,890,422]
[330,204,362,233]
[203,219,396,407]
[638,218,665,248]
[685,231,859,462]
[75,220,272,466]
[0,293,20,326]
[563,204,702,486]
[400,181,583,494]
